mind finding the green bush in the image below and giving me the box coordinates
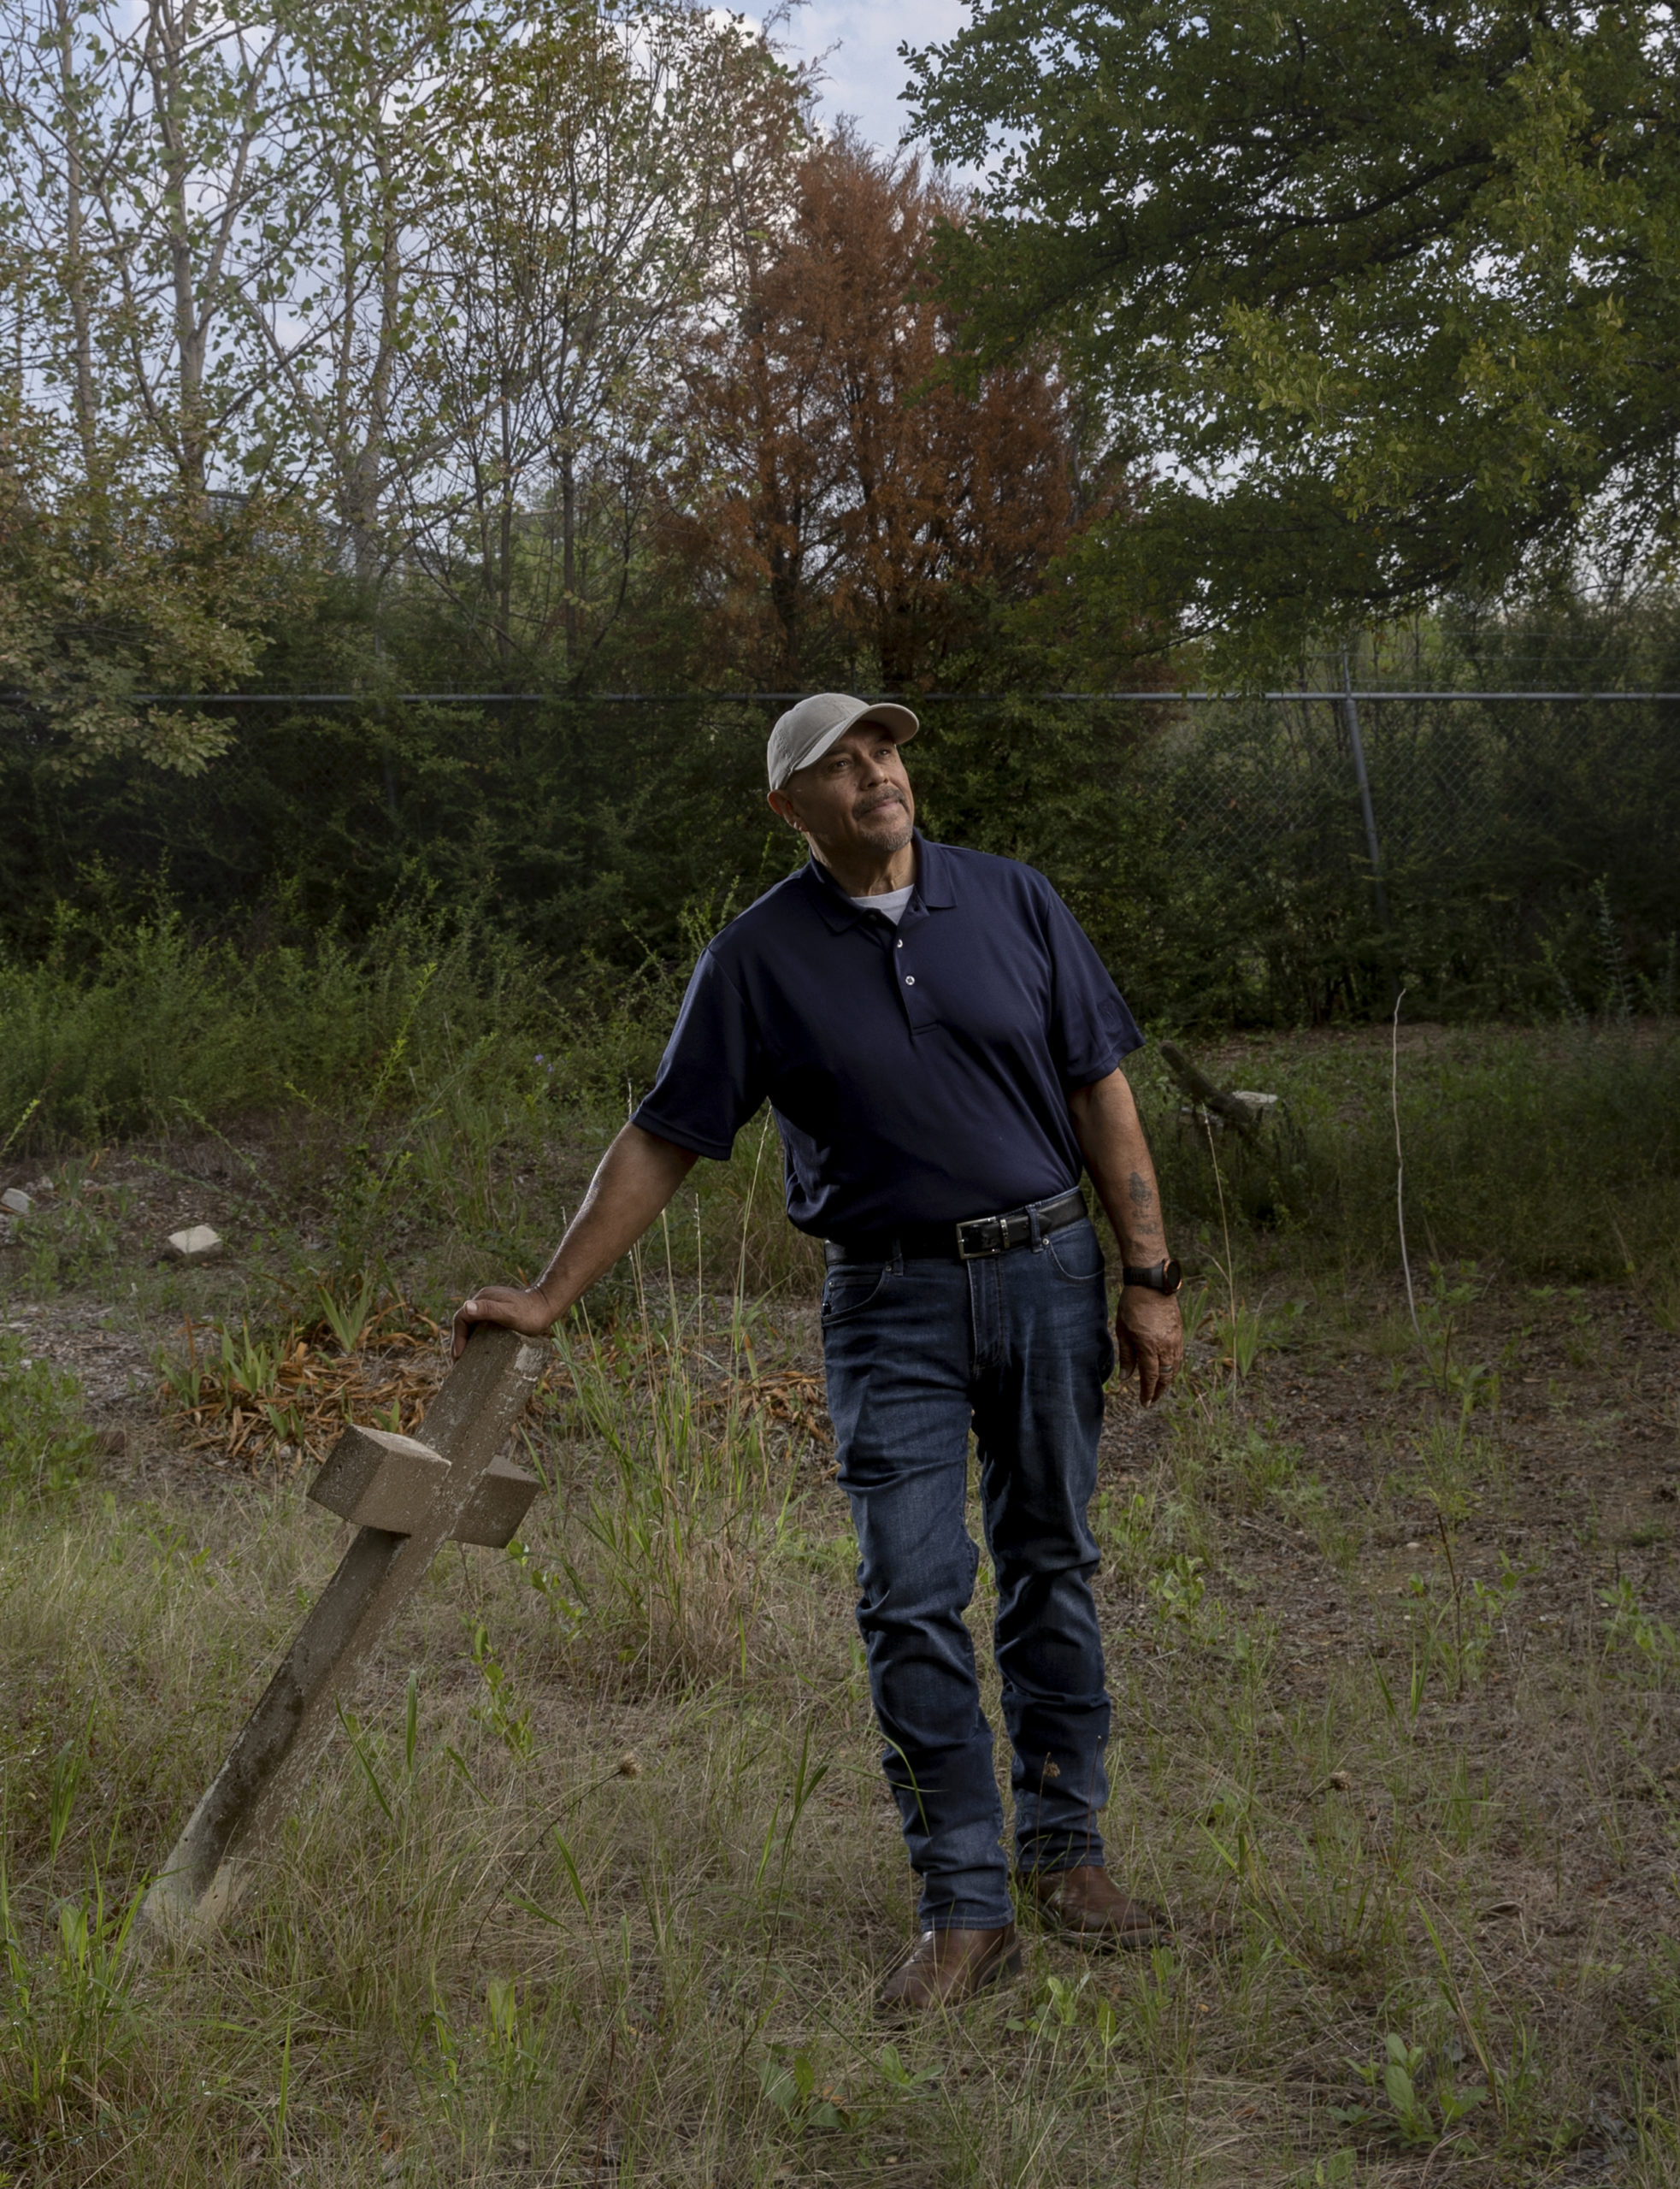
[0,899,556,1149]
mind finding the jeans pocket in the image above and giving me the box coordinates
[822,1262,891,1324]
[1044,1220,1105,1284]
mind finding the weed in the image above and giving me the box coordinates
[1147,1554,1228,1646]
[156,1302,441,1469]
[1294,2154,1358,2188]
[0,1331,95,1496]
[1460,1558,1526,1684]
[1647,1265,1680,1336]
[1275,1472,1365,1573]
[0,1005,1672,2179]
[1400,1538,1524,1696]
[759,2044,850,2131]
[0,1838,144,2145]
[1221,1421,1303,1511]
[1215,1301,1268,1378]
[465,1615,535,1762]
[159,1318,309,1463]
[1373,1637,1435,1738]
[1412,1405,1505,1530]
[1599,1579,1680,1683]
[1094,1481,1170,1590]
[1335,2030,1487,2148]
[1144,1022,1680,1282]
[10,1166,125,1296]
[315,1270,383,1355]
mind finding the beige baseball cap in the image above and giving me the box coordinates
[766,692,919,791]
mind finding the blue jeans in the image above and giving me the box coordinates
[820,1213,1116,1930]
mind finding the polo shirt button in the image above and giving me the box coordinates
[905,975,916,986]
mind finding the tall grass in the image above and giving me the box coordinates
[0,903,523,1147]
[5,894,1676,1293]
[0,895,692,1154]
[1135,1021,1680,1282]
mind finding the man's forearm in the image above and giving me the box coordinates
[533,1123,699,1319]
[1068,1068,1170,1268]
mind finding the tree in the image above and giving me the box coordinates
[0,0,316,504]
[236,0,474,591]
[0,2,815,714]
[675,135,1099,689]
[0,398,306,771]
[420,7,808,686]
[0,0,322,764]
[907,2,1680,666]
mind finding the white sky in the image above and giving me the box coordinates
[747,0,976,162]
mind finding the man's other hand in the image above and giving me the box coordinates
[1116,1288,1183,1406]
[451,1284,555,1360]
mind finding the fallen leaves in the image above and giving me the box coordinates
[161,1307,446,1472]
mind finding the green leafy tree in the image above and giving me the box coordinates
[908,2,1680,667]
[423,5,808,687]
[0,402,310,773]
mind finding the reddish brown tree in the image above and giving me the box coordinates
[671,134,1106,690]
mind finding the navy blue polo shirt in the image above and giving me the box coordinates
[630,835,1142,1238]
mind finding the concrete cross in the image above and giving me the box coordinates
[142,1324,547,1939]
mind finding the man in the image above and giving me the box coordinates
[453,692,1184,2010]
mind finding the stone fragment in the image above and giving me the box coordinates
[2,1188,32,1217]
[166,1225,222,1262]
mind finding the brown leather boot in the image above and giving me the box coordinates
[1026,1866,1169,1948]
[876,1924,1023,2012]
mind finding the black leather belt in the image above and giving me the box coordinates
[824,1188,1088,1267]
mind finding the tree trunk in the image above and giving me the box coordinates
[498,391,516,675]
[349,145,402,587]
[52,0,100,504]
[561,445,578,671]
[144,0,208,502]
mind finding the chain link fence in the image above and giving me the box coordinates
[3,689,1675,1023]
[1154,691,1675,868]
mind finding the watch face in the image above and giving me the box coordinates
[1163,1258,1183,1294]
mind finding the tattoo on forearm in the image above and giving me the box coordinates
[1123,1167,1166,1253]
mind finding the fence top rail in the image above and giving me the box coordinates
[61,687,1680,705]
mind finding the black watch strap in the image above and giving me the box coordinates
[1122,1257,1182,1295]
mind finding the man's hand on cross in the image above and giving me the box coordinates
[451,1283,557,1359]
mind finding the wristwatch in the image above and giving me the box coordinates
[1121,1257,1183,1295]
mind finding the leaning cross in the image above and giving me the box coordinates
[142,1323,546,1939]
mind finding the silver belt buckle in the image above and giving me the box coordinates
[957,1214,1007,1260]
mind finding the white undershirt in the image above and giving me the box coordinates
[847,884,915,925]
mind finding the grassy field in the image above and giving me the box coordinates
[0,1017,1678,2186]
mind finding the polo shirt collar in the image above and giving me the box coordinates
[801,831,956,932]
[916,836,957,909]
